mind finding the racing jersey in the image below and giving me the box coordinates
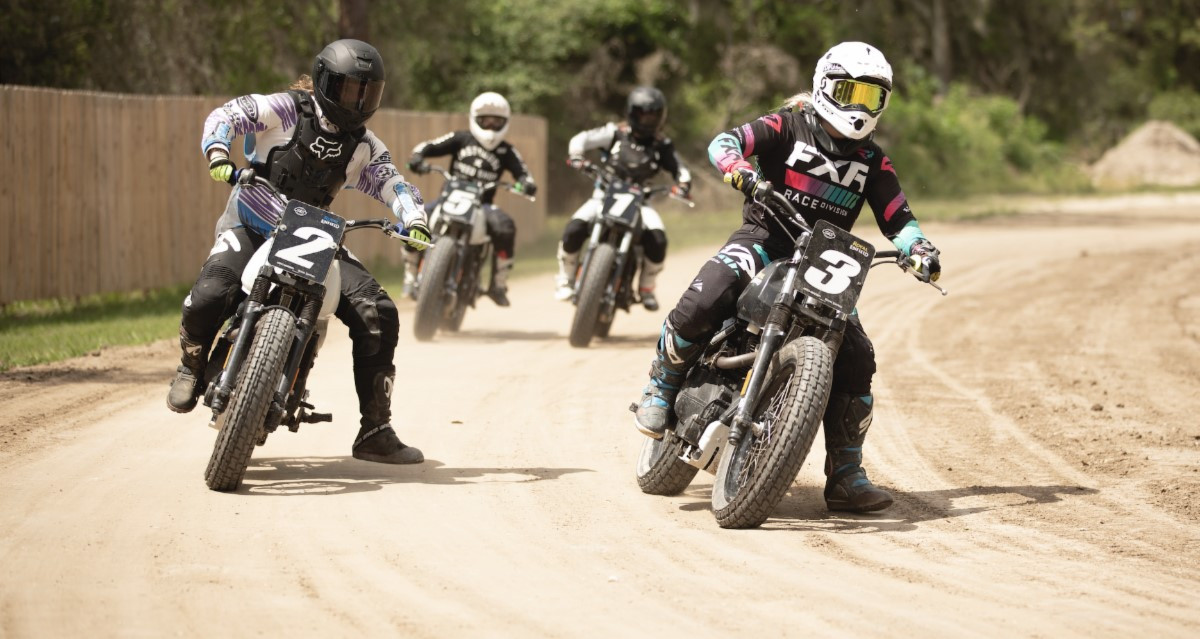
[569,122,691,186]
[201,91,424,237]
[410,131,531,205]
[708,103,925,256]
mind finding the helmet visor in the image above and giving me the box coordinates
[829,79,888,113]
[474,115,508,131]
[630,107,664,130]
[318,72,385,114]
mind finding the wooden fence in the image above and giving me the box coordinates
[0,85,547,305]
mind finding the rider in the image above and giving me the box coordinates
[166,39,432,465]
[403,91,537,307]
[554,86,692,311]
[632,42,942,513]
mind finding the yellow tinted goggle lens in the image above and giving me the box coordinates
[830,80,886,111]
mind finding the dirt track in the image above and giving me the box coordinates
[1,199,1199,637]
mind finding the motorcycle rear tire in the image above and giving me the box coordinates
[710,336,832,529]
[413,240,456,341]
[569,244,615,348]
[204,307,294,492]
[635,430,699,495]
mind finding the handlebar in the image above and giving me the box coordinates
[721,170,946,295]
[570,158,694,207]
[229,168,435,247]
[416,163,536,202]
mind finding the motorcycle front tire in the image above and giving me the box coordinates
[710,336,832,529]
[204,307,295,492]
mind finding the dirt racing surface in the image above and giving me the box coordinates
[1,196,1198,637]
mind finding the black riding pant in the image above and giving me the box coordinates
[666,226,876,396]
[181,225,400,387]
[561,218,668,263]
[406,199,517,258]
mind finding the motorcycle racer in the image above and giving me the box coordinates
[167,39,430,465]
[554,86,692,311]
[632,42,942,512]
[403,91,537,307]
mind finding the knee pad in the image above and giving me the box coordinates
[561,219,589,253]
[642,230,668,263]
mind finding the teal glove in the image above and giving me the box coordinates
[208,156,235,184]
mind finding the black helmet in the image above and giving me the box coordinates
[312,39,386,132]
[626,86,667,139]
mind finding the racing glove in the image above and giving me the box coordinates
[402,221,432,251]
[726,167,772,202]
[671,181,692,198]
[514,179,537,197]
[407,154,430,174]
[208,155,235,184]
[909,238,942,282]
[566,156,586,171]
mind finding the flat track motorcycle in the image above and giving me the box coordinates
[201,170,425,492]
[634,181,946,528]
[567,160,692,348]
[411,164,534,340]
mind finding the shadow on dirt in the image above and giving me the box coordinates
[435,329,561,343]
[0,366,169,386]
[674,483,1099,533]
[239,456,593,496]
[589,333,658,349]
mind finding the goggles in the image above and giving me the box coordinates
[630,107,664,128]
[474,115,508,131]
[319,72,384,113]
[828,78,888,113]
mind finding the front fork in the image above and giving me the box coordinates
[728,252,804,446]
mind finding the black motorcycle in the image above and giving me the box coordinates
[634,181,946,528]
[201,171,421,492]
[567,160,691,348]
[412,164,533,341]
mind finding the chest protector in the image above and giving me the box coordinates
[606,126,660,184]
[258,90,364,208]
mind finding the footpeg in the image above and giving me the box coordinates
[301,411,333,424]
[628,402,638,413]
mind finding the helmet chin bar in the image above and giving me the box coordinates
[804,103,871,157]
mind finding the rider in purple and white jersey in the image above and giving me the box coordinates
[167,39,431,465]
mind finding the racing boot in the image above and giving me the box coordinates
[554,243,578,302]
[350,366,424,464]
[633,319,702,439]
[166,328,208,413]
[487,255,514,307]
[638,258,665,311]
[402,250,421,300]
[822,393,893,512]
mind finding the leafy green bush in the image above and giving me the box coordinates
[880,71,1088,197]
[1148,89,1200,141]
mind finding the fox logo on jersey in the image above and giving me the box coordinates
[309,136,343,160]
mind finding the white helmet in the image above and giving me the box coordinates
[469,92,511,151]
[811,42,893,140]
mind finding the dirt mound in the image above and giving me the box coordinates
[1090,120,1200,189]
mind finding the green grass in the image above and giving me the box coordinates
[0,195,1046,372]
[0,286,190,371]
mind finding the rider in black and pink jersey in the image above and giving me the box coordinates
[633,42,942,513]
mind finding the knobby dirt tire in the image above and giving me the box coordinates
[569,244,615,348]
[635,430,699,496]
[710,336,832,528]
[413,240,457,341]
[447,248,481,333]
[204,307,295,492]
